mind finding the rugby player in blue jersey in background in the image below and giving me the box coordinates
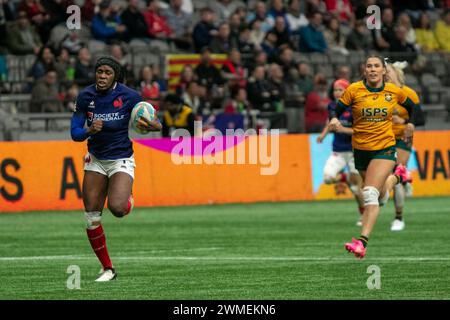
[71,57,161,282]
[316,79,364,226]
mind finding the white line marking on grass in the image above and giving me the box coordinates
[1,255,450,262]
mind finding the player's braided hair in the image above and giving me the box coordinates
[95,56,123,83]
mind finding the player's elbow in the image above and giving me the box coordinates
[71,130,85,142]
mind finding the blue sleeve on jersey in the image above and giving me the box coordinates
[71,111,88,141]
[71,94,89,142]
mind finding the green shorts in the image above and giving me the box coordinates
[353,146,397,171]
[395,139,412,152]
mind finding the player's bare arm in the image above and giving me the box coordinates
[136,116,162,132]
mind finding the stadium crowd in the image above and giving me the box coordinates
[0,0,449,135]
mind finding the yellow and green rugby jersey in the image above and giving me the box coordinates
[338,80,415,151]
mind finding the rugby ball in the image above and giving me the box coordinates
[130,101,156,134]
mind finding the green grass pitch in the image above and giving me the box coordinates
[0,197,449,300]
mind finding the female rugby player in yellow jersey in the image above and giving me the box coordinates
[329,55,417,259]
[385,62,425,231]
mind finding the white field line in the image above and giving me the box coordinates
[1,255,450,262]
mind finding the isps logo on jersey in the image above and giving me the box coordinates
[361,107,388,122]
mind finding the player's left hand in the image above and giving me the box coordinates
[136,116,162,132]
[402,123,414,144]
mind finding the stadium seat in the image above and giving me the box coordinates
[88,40,107,54]
[309,52,329,64]
[328,53,348,65]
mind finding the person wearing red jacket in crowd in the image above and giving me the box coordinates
[304,73,331,133]
[143,0,173,40]
[221,48,247,88]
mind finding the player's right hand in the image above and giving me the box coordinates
[316,135,324,143]
[328,118,341,132]
[87,120,103,135]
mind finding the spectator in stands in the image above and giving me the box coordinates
[324,0,354,26]
[237,26,256,58]
[210,0,245,23]
[74,47,94,86]
[286,0,309,33]
[390,25,418,64]
[345,19,372,51]
[161,93,195,137]
[298,11,327,53]
[194,46,223,91]
[224,85,250,113]
[328,65,351,100]
[163,0,193,50]
[323,17,349,55]
[305,0,327,18]
[1,0,15,24]
[30,69,63,112]
[304,73,330,133]
[176,64,196,95]
[249,18,266,51]
[120,0,149,41]
[267,0,288,29]
[41,0,73,42]
[267,63,286,109]
[246,65,273,111]
[19,0,46,21]
[271,15,292,49]
[192,7,218,52]
[150,62,167,92]
[18,0,51,42]
[435,9,450,53]
[6,10,42,55]
[110,44,134,85]
[396,12,416,46]
[54,47,72,84]
[235,5,247,24]
[81,0,96,22]
[266,63,287,128]
[137,65,161,109]
[221,48,247,88]
[91,0,127,44]
[246,1,272,33]
[27,46,56,82]
[277,47,297,83]
[415,11,439,52]
[63,83,79,112]
[372,7,396,51]
[261,31,279,63]
[229,12,244,48]
[210,22,232,54]
[60,31,85,55]
[143,0,173,41]
[296,61,314,102]
[181,81,201,114]
[335,65,351,81]
[256,49,269,66]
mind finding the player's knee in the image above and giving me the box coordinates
[85,211,102,229]
[108,201,128,218]
[362,186,379,206]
